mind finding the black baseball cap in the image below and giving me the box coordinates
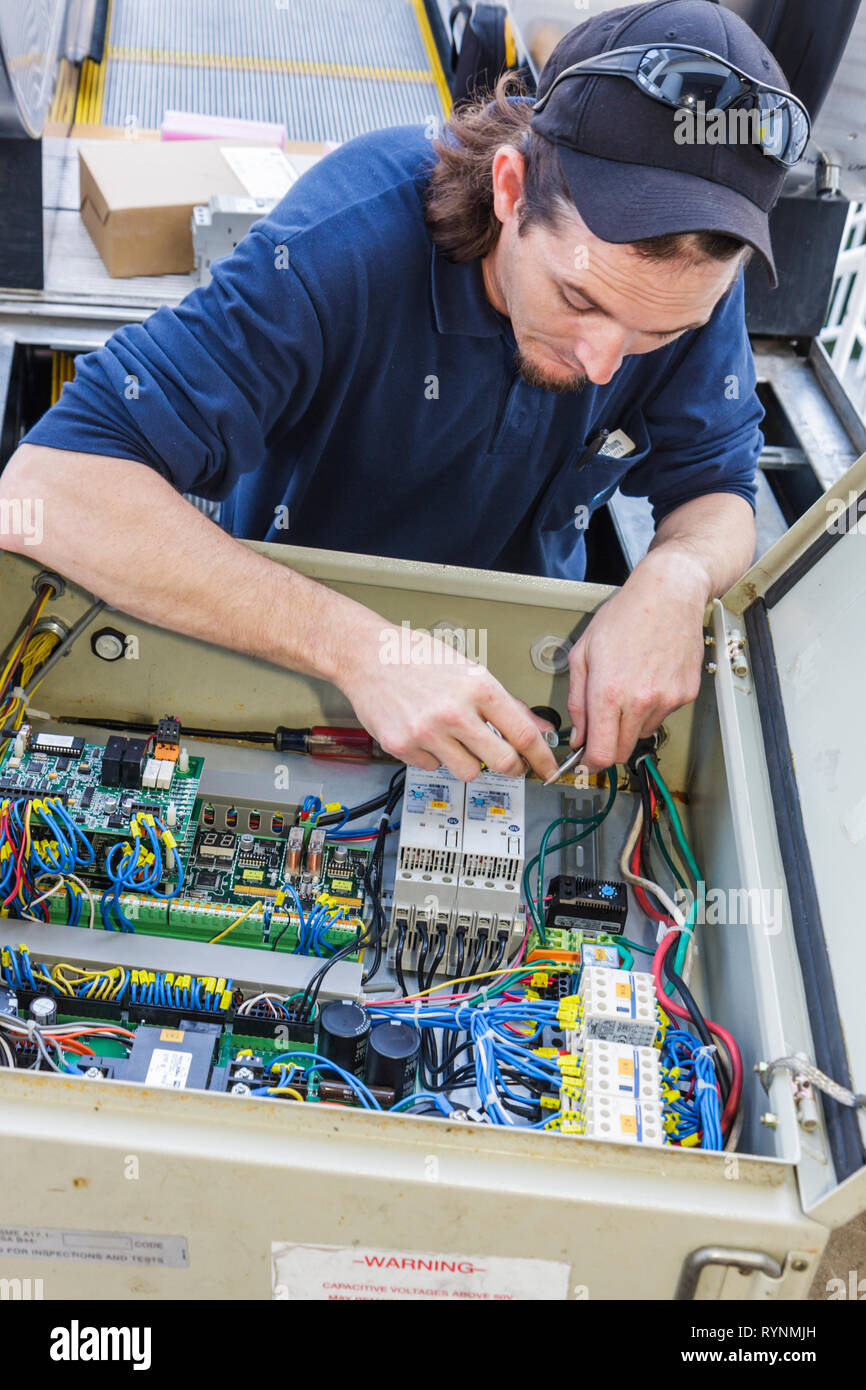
[530,0,795,285]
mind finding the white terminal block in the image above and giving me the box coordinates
[579,966,658,1048]
[581,1095,665,1147]
[155,760,174,790]
[582,1039,661,1103]
[142,758,160,789]
[458,768,525,943]
[391,765,466,948]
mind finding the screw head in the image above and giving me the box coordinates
[791,1258,808,1272]
[704,635,715,646]
[705,661,718,675]
[760,1111,779,1128]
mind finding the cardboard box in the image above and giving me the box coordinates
[78,139,304,278]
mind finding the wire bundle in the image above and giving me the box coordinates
[0,584,59,758]
[1,795,96,924]
[660,1028,724,1149]
[99,813,184,931]
[0,1009,135,1073]
[523,767,618,944]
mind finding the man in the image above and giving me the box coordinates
[0,0,807,783]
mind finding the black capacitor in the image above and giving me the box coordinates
[318,1000,371,1077]
[365,1020,421,1101]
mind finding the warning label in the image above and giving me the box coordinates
[271,1243,570,1300]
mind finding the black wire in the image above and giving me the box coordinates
[468,932,487,981]
[441,927,467,1074]
[416,923,430,993]
[424,1038,475,1081]
[394,922,409,998]
[637,761,656,879]
[361,855,387,984]
[297,767,406,1016]
[661,934,730,1104]
[489,931,508,974]
[427,926,447,983]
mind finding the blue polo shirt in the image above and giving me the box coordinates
[25,124,762,581]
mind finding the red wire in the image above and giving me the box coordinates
[630,835,675,925]
[653,931,742,1133]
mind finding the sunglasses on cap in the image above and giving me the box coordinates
[532,43,811,167]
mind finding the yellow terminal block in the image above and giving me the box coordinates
[561,1116,585,1135]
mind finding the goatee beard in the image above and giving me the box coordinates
[514,349,588,395]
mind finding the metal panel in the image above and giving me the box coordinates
[764,520,866,1138]
[0,1065,824,1300]
[723,449,866,615]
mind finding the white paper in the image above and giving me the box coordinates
[271,1242,570,1300]
[222,146,298,202]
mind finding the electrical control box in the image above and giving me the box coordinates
[0,450,864,1301]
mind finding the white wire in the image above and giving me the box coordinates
[618,798,687,930]
[236,993,284,1015]
[26,872,95,930]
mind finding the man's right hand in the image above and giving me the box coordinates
[336,620,559,783]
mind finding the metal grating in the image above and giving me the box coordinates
[86,0,449,139]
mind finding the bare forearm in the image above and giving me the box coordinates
[567,492,755,766]
[642,491,756,604]
[0,445,558,781]
[0,445,379,683]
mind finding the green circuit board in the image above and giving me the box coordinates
[0,738,203,856]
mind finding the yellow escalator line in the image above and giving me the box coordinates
[409,0,452,116]
[105,44,435,87]
[74,58,93,124]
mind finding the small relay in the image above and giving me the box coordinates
[545,875,627,936]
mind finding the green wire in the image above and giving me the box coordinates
[643,756,704,989]
[523,767,618,943]
[643,757,700,882]
[652,815,689,892]
[617,935,655,956]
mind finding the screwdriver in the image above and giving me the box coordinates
[274,726,374,761]
[543,744,587,786]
